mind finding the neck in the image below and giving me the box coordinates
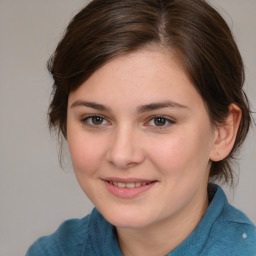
[117,187,209,256]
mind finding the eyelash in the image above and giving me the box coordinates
[81,114,110,128]
[80,114,175,129]
[146,115,175,128]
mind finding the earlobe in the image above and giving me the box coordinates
[210,104,242,162]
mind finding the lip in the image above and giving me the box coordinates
[102,177,158,199]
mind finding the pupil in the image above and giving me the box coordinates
[92,116,103,125]
[155,117,166,126]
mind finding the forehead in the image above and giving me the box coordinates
[68,48,204,111]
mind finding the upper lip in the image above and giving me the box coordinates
[102,177,157,183]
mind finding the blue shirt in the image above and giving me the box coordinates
[26,185,256,255]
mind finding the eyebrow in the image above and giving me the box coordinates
[137,101,188,113]
[70,100,187,113]
[70,100,111,112]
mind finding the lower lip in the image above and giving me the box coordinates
[103,181,156,199]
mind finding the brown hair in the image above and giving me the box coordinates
[48,0,251,184]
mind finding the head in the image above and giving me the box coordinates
[48,0,251,186]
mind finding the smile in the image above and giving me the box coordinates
[107,181,151,188]
[103,178,157,199]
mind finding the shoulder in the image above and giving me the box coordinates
[205,186,256,255]
[25,213,92,256]
[207,211,256,255]
[26,208,121,256]
[213,205,256,254]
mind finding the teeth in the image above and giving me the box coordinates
[117,182,126,188]
[110,181,150,188]
[126,183,135,188]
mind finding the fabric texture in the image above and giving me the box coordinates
[26,185,256,256]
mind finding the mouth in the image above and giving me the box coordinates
[102,178,157,199]
[106,180,153,188]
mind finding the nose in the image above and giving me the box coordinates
[107,125,145,169]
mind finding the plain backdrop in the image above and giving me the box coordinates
[0,1,255,255]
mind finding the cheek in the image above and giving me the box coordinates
[149,128,213,178]
[67,131,106,177]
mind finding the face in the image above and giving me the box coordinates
[67,48,217,230]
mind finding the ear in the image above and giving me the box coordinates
[210,104,242,162]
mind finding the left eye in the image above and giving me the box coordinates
[147,116,174,127]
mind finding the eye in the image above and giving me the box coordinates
[81,115,109,127]
[147,115,175,127]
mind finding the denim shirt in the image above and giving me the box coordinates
[26,185,256,256]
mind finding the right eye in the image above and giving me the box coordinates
[81,115,109,127]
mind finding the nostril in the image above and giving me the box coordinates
[106,132,146,168]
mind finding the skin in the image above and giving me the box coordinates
[66,48,239,256]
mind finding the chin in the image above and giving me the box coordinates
[101,206,155,229]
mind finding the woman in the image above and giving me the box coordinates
[26,0,256,255]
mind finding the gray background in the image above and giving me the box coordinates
[0,1,255,255]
